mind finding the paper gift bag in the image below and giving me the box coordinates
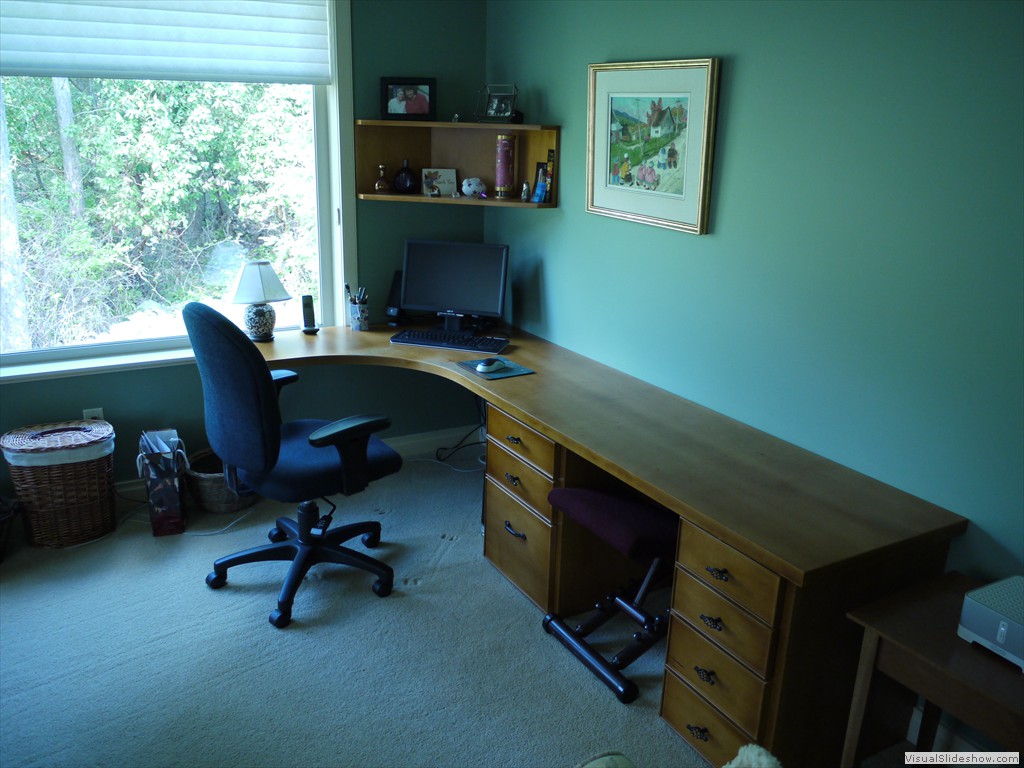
[137,429,188,536]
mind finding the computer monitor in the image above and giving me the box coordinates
[401,239,509,333]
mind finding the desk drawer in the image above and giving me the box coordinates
[486,442,554,521]
[673,567,775,676]
[661,666,747,768]
[487,406,556,476]
[677,521,781,625]
[666,615,767,739]
[484,479,554,610]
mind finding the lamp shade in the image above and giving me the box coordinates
[232,260,291,305]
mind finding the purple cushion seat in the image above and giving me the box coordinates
[548,487,677,565]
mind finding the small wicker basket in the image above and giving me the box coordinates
[185,449,258,514]
[1,420,116,548]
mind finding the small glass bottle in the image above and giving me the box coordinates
[374,164,390,193]
[393,159,418,194]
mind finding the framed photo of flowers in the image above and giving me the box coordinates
[586,59,720,234]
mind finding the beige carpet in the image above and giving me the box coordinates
[0,456,707,768]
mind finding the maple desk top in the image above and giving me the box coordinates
[258,325,967,587]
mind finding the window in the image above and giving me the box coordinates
[1,77,320,353]
[0,0,347,369]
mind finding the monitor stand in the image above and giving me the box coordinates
[440,314,468,334]
[437,314,497,335]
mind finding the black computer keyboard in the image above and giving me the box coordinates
[390,328,509,354]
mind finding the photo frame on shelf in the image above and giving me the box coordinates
[586,59,719,234]
[380,77,437,121]
[422,168,457,197]
[475,84,521,123]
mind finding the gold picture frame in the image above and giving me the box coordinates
[586,58,720,234]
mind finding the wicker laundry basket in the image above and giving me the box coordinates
[1,420,116,548]
[185,448,258,514]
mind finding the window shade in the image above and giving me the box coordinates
[0,0,330,84]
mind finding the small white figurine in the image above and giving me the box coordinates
[461,177,487,198]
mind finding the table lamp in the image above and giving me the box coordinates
[232,260,291,341]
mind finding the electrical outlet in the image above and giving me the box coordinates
[82,407,104,420]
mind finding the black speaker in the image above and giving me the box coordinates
[385,270,408,326]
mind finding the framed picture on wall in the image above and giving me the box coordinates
[380,77,437,121]
[586,59,720,234]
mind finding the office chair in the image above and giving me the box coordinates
[183,302,402,628]
[542,487,678,703]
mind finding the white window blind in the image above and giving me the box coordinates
[0,0,330,84]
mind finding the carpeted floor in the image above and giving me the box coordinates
[0,456,708,768]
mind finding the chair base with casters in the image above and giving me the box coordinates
[206,498,393,628]
[542,487,678,704]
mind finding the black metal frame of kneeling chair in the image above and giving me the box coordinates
[542,487,678,704]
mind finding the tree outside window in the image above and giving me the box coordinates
[0,77,318,353]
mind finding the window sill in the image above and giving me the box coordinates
[0,346,197,384]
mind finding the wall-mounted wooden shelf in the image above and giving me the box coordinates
[354,120,560,208]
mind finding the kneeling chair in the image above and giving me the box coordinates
[183,302,403,628]
[542,487,678,703]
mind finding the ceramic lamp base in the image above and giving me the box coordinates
[244,302,276,341]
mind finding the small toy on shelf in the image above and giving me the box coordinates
[461,177,487,198]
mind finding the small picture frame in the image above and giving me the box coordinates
[475,84,521,123]
[380,77,436,121]
[422,168,457,197]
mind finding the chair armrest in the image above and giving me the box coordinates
[271,369,299,396]
[309,414,391,448]
[308,414,392,496]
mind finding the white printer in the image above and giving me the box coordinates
[957,575,1024,672]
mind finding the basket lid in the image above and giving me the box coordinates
[0,420,115,454]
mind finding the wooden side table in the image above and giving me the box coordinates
[841,571,1024,767]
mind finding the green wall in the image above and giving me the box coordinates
[0,363,477,490]
[1,0,1020,581]
[482,0,1023,578]
[349,0,488,319]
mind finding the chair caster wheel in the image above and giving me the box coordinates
[361,531,380,548]
[269,609,292,628]
[206,571,226,589]
[268,527,286,543]
[372,579,392,597]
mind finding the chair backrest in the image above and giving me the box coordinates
[183,302,281,474]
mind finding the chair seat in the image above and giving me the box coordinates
[240,419,402,502]
[548,487,676,565]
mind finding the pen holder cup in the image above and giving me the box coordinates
[349,302,369,331]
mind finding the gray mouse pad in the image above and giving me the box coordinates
[457,357,535,380]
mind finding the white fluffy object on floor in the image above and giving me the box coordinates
[723,743,783,768]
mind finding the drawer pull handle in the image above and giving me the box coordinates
[504,435,522,445]
[685,724,710,742]
[503,520,527,541]
[504,472,521,487]
[699,613,724,632]
[694,666,716,685]
[705,566,730,581]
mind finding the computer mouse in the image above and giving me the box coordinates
[476,358,504,373]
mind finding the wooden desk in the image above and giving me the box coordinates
[842,572,1024,767]
[257,325,968,767]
